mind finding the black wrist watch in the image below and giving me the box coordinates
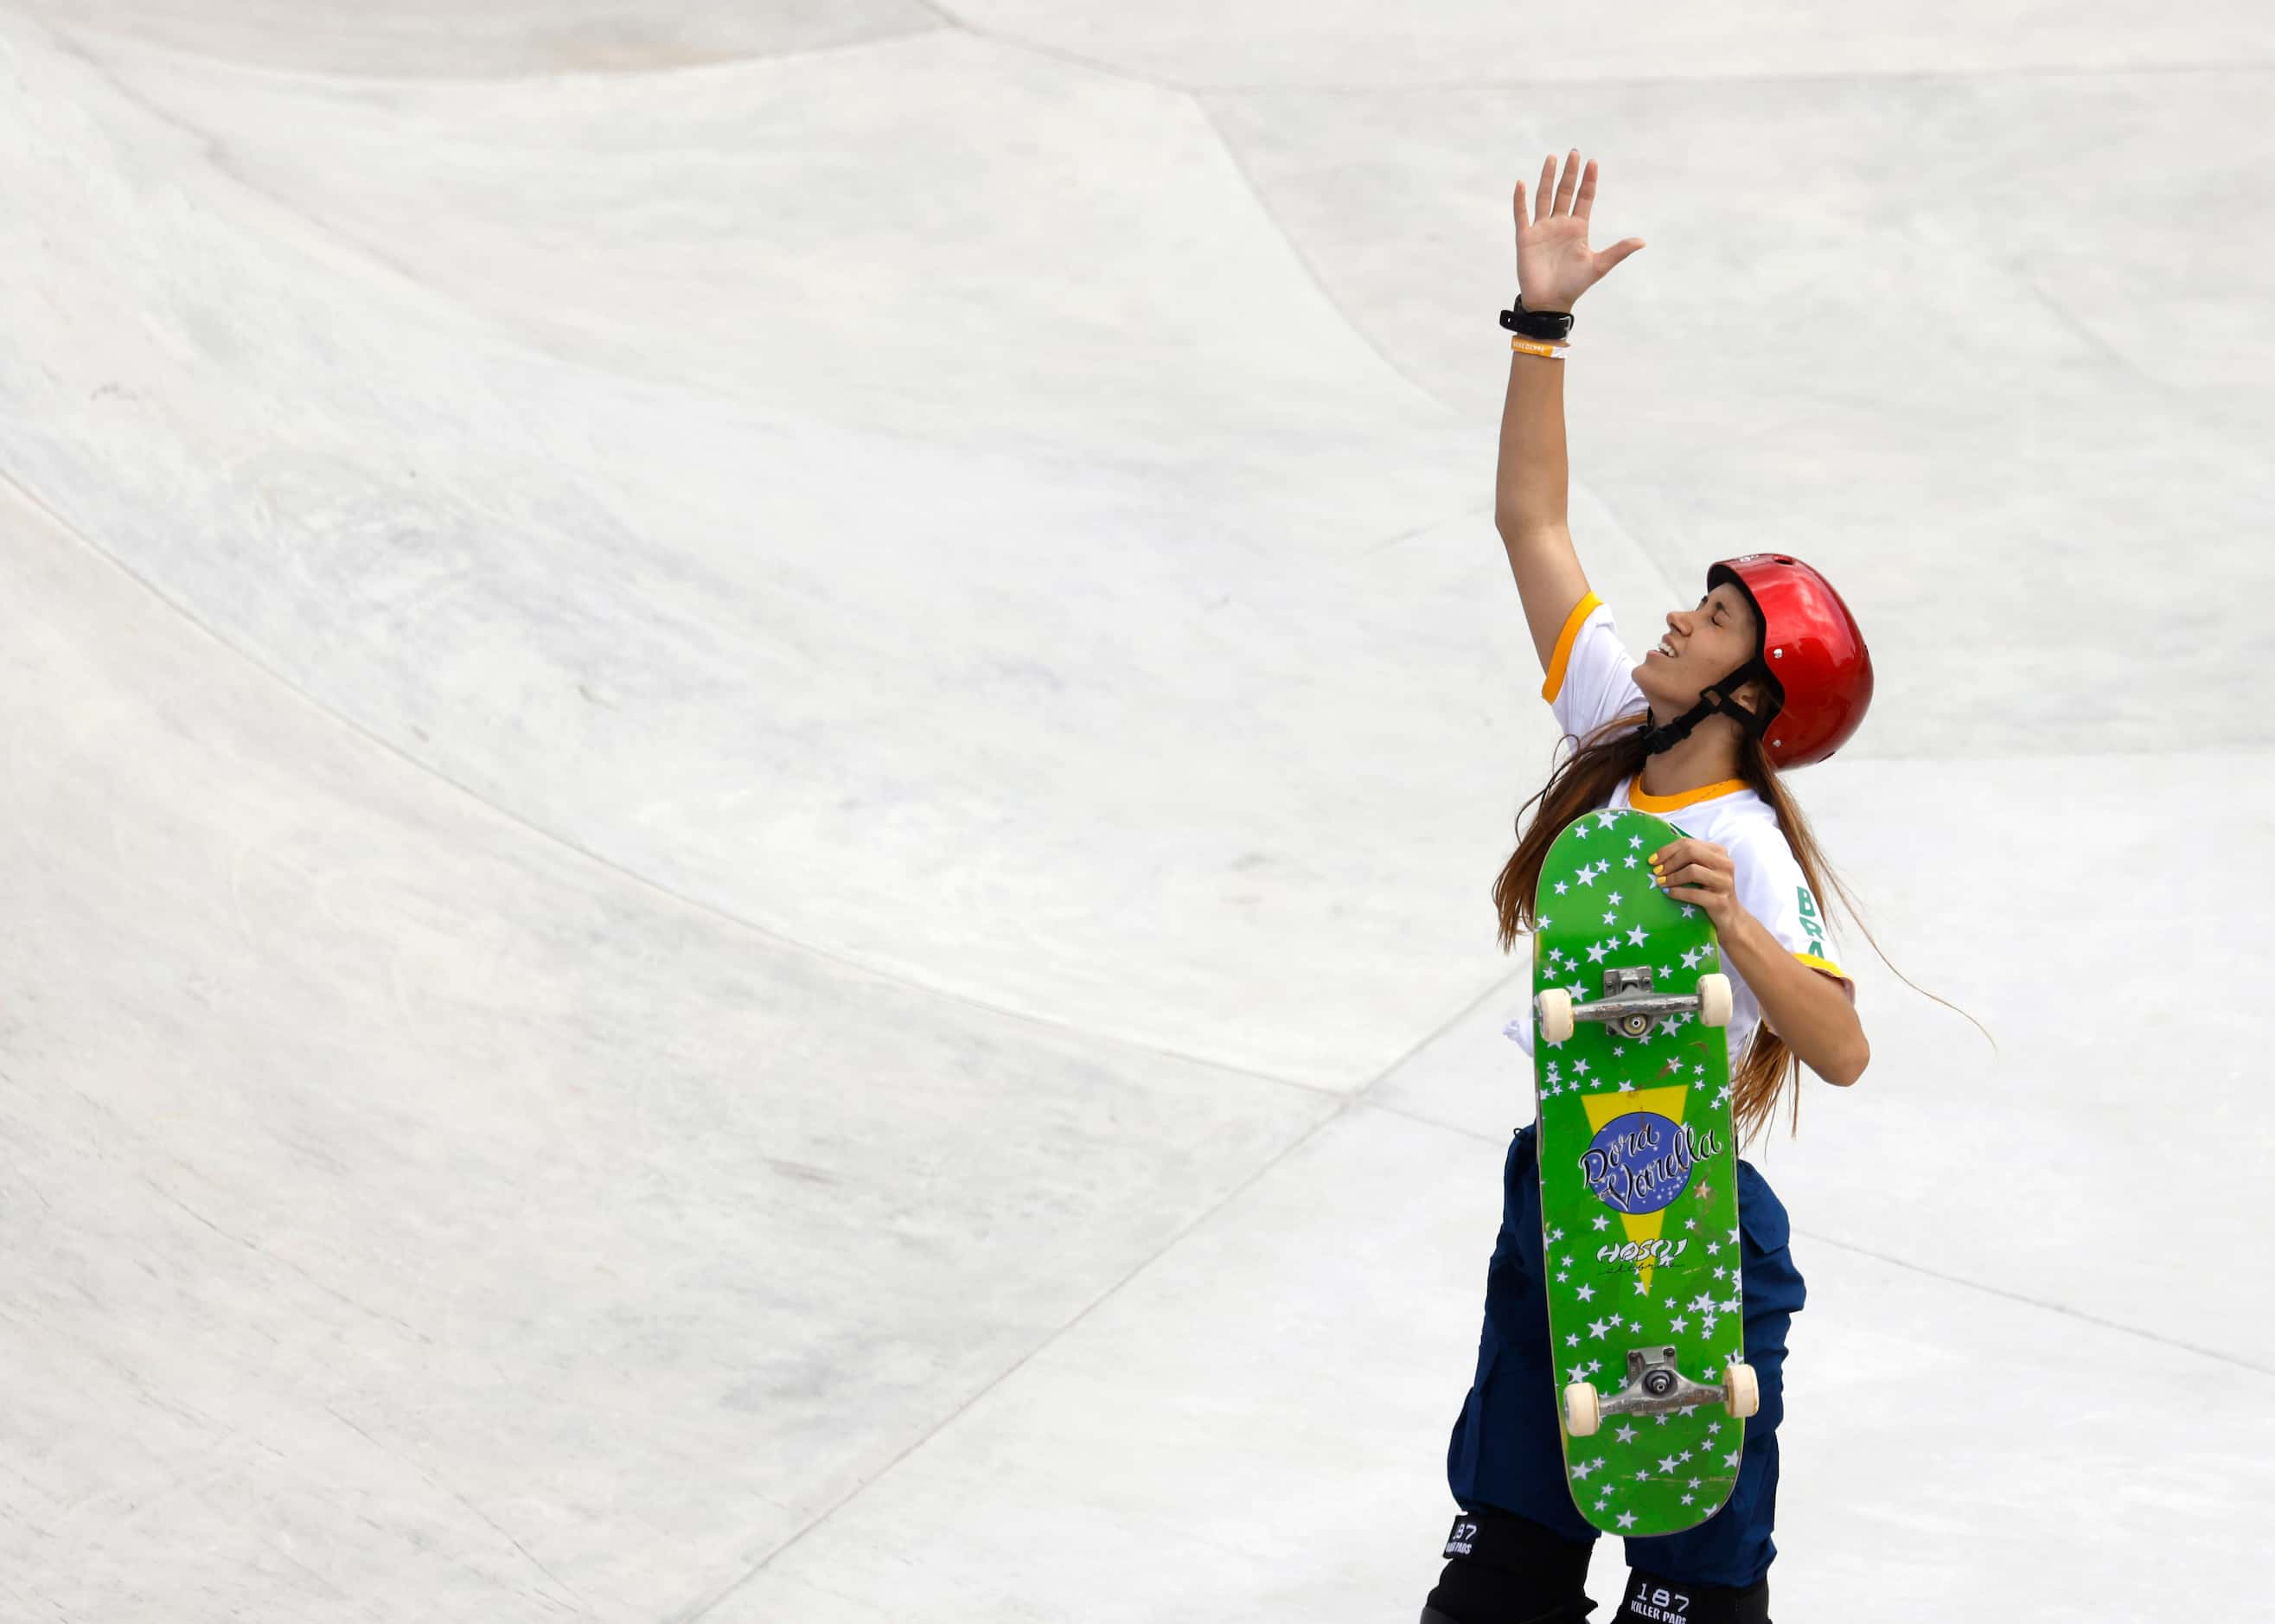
[1499,298,1575,342]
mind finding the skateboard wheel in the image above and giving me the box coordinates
[1537,988,1575,1045]
[1697,973,1733,1028]
[1723,1361,1759,1420]
[1563,1382,1601,1436]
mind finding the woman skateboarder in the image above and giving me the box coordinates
[1421,151,1876,1624]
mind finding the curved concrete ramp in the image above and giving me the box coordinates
[2,6,2267,1620]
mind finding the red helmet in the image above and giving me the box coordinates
[1704,554,1873,767]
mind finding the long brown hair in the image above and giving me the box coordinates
[1491,710,1901,1151]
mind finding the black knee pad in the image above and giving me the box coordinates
[1422,1506,1596,1624]
[1607,1567,1769,1624]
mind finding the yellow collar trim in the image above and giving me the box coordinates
[1627,774,1748,813]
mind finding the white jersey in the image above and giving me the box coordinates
[1505,592,1850,1068]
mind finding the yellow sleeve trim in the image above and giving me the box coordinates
[1795,952,1850,982]
[1540,591,1602,703]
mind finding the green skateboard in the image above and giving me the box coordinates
[1530,807,1760,1537]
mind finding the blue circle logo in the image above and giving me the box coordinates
[1579,1111,1697,1216]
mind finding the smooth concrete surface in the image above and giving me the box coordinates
[0,5,2267,1619]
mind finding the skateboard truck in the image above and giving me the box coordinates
[1563,1346,1759,1437]
[1536,966,1732,1045]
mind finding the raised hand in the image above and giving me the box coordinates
[1513,150,1646,316]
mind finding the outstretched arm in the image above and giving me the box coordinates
[1495,386,1588,671]
[1492,150,1646,675]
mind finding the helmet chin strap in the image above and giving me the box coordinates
[1639,656,1775,758]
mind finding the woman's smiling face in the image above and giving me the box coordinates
[1634,581,1763,714]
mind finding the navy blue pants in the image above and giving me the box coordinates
[1445,1122,1806,1589]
